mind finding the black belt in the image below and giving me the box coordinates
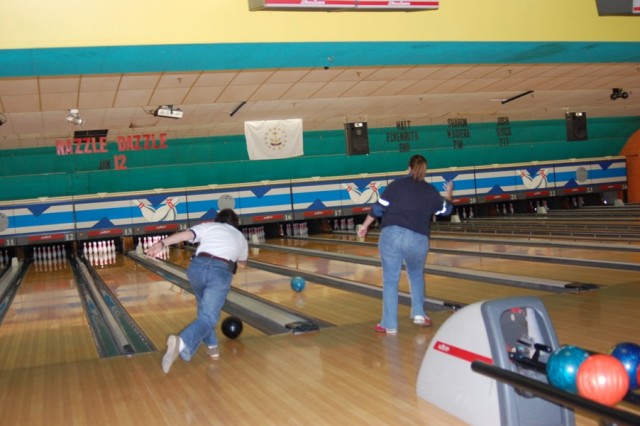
[196,252,231,265]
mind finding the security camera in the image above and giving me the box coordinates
[611,88,629,100]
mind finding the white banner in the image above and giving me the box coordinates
[245,119,304,160]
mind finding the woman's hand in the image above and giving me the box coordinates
[443,180,454,200]
[145,240,164,257]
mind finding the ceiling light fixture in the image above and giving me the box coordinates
[501,90,534,105]
[229,101,247,117]
[66,109,84,126]
[154,105,183,119]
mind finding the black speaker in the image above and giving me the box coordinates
[73,129,108,140]
[596,0,636,16]
[565,112,588,141]
[345,122,369,155]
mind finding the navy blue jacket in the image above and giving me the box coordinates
[370,175,452,236]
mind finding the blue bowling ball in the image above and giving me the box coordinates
[610,342,640,391]
[290,276,306,292]
[546,345,589,393]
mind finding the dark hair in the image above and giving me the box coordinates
[214,208,240,228]
[408,154,427,181]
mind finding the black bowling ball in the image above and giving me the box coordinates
[221,316,243,339]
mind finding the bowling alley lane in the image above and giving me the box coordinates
[247,242,551,307]
[168,248,385,326]
[284,234,640,287]
[327,229,640,263]
[90,252,265,347]
[0,259,97,371]
[429,237,640,264]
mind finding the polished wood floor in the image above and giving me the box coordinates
[0,220,639,425]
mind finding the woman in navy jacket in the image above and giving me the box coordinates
[358,155,453,334]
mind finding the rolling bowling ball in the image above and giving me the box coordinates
[577,354,629,406]
[221,316,243,339]
[609,342,640,391]
[546,345,589,393]
[290,276,306,293]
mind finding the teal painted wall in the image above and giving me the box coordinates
[3,43,640,78]
[2,116,638,202]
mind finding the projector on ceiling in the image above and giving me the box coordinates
[154,105,183,119]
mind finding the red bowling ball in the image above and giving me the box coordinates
[576,354,629,406]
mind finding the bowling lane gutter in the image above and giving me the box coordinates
[256,242,591,293]
[0,260,30,326]
[71,256,156,357]
[127,251,334,335]
[315,234,640,271]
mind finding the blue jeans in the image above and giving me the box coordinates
[378,225,429,330]
[179,256,233,361]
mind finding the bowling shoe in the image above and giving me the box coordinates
[374,324,397,335]
[412,315,432,326]
[207,345,220,359]
[162,335,181,373]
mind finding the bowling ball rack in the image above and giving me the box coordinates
[472,360,640,426]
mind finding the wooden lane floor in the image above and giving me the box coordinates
[0,260,637,425]
[0,259,98,371]
[0,249,638,425]
[0,314,471,425]
[297,233,640,287]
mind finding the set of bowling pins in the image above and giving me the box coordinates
[0,250,10,266]
[138,235,170,259]
[571,197,584,208]
[333,218,354,231]
[530,200,550,212]
[243,226,266,242]
[279,222,309,237]
[456,207,475,220]
[494,203,515,215]
[83,239,117,267]
[33,245,67,271]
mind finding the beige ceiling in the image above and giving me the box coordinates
[0,62,638,150]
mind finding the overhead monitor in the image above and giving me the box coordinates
[248,0,439,11]
[595,0,640,15]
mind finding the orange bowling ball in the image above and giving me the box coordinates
[576,354,629,406]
